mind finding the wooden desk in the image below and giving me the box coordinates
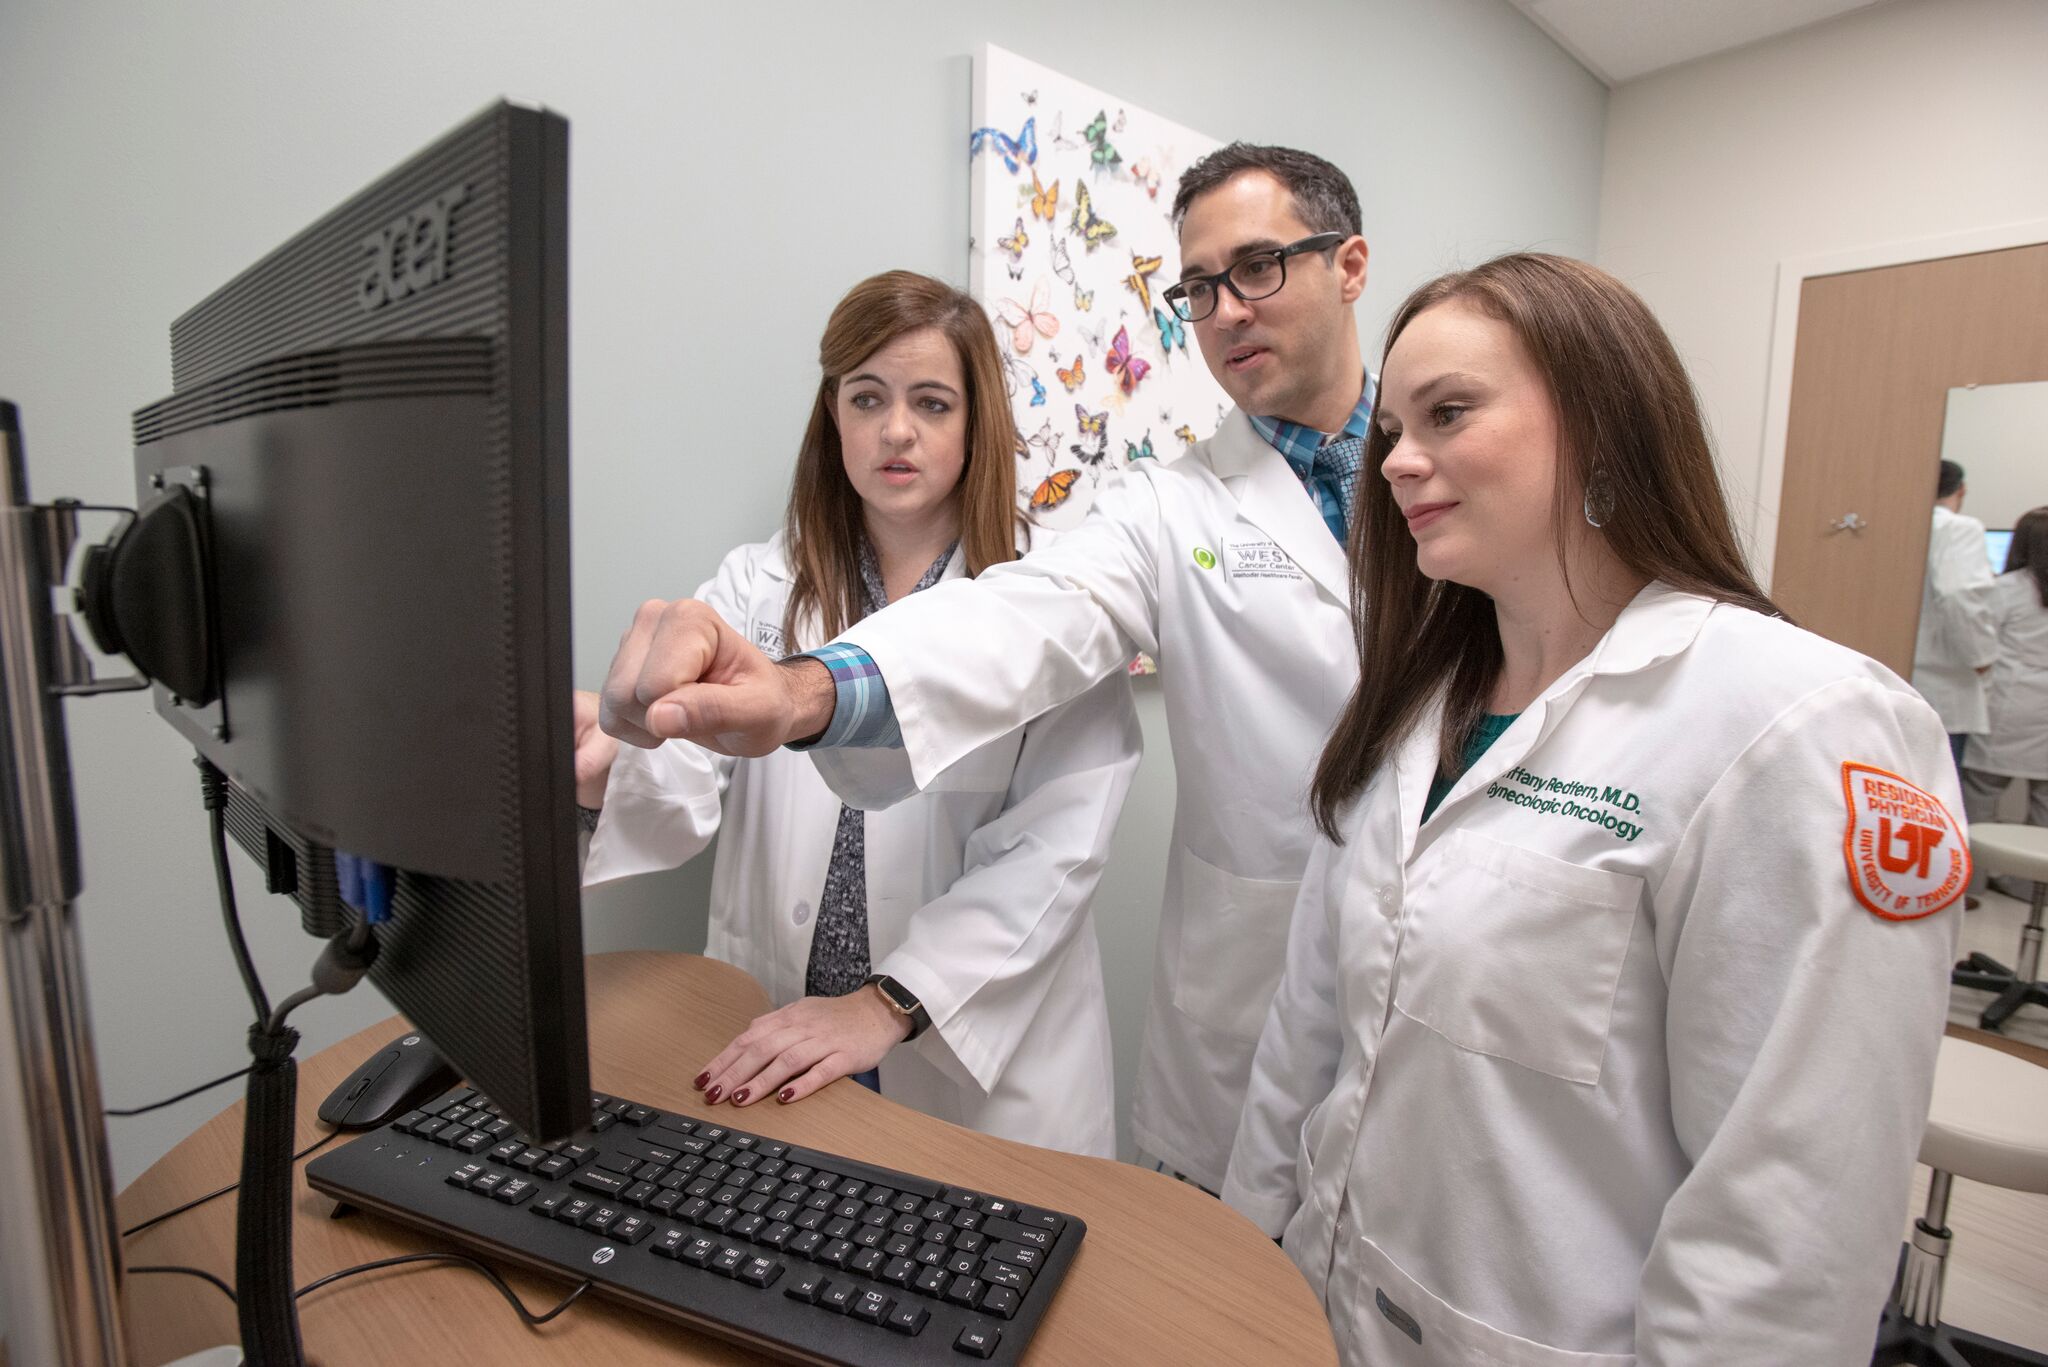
[120,951,1336,1366]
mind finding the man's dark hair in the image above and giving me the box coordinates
[1937,459,1966,499]
[1171,143,1362,239]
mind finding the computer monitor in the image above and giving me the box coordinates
[122,102,587,1142]
[1986,528,2013,575]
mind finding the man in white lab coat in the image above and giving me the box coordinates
[602,143,1375,1192]
[1911,459,1998,765]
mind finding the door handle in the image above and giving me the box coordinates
[1828,513,1868,534]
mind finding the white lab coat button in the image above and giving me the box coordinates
[1375,885,1398,920]
[792,901,811,926]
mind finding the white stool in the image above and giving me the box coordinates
[1872,1034,2048,1365]
[1953,824,2048,1032]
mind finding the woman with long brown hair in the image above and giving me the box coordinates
[1961,505,2048,884]
[1222,254,1961,1364]
[574,270,1137,1156]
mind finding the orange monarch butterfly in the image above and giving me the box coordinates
[1057,355,1085,392]
[1026,169,1059,222]
[1031,469,1080,511]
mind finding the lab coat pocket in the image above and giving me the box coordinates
[924,731,1024,793]
[1171,846,1300,1042]
[1394,830,1642,1085]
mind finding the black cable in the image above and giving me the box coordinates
[130,1263,237,1304]
[105,1063,252,1117]
[294,1252,594,1327]
[197,758,270,1024]
[121,1127,341,1239]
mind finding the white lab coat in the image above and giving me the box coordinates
[583,532,1140,1158]
[810,408,1355,1189]
[1223,584,1962,1367]
[1911,505,1998,733]
[1963,570,2048,778]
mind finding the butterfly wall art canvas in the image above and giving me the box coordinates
[968,43,1228,535]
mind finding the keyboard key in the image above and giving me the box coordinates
[954,1229,987,1255]
[652,1227,690,1258]
[603,1099,632,1117]
[455,1130,494,1155]
[981,1284,1020,1320]
[483,1118,513,1139]
[708,1143,736,1163]
[634,1161,668,1184]
[784,1268,827,1304]
[884,1233,917,1258]
[739,1256,782,1289]
[532,1191,568,1219]
[818,1281,858,1314]
[788,1230,825,1259]
[913,1265,950,1297]
[809,1172,839,1192]
[832,1197,864,1221]
[915,1241,948,1267]
[711,1245,749,1278]
[819,1239,855,1268]
[989,1240,1039,1270]
[943,1188,981,1209]
[489,1139,526,1163]
[731,1133,758,1150]
[922,1221,955,1246]
[881,1255,917,1286]
[980,1259,1032,1294]
[945,1275,985,1308]
[794,1209,828,1232]
[861,1204,892,1227]
[698,1126,727,1144]
[493,1178,537,1206]
[535,1155,574,1180]
[712,1185,745,1207]
[891,1214,924,1238]
[756,1157,787,1179]
[853,1226,887,1250]
[623,1105,656,1126]
[390,1109,426,1132]
[850,1289,893,1324]
[702,1205,737,1233]
[445,1163,484,1189]
[615,1138,681,1166]
[849,1248,886,1279]
[468,1172,506,1198]
[411,1116,448,1139]
[954,1324,1001,1358]
[739,1192,772,1216]
[980,1198,1019,1220]
[559,1143,595,1165]
[678,1197,712,1224]
[590,1111,616,1133]
[983,1217,1052,1252]
[825,1217,856,1241]
[623,1181,659,1207]
[582,1204,621,1235]
[556,1197,595,1226]
[885,1301,929,1335]
[685,1177,717,1199]
[611,1215,653,1245]
[730,1212,766,1241]
[783,1164,813,1184]
[1016,1206,1063,1233]
[680,1236,719,1268]
[572,1168,628,1198]
[511,1147,546,1170]
[837,1179,867,1200]
[947,1250,979,1277]
[592,1149,638,1176]
[762,1141,789,1159]
[647,1190,683,1216]
[759,1220,795,1250]
[921,1200,951,1221]
[891,1192,923,1215]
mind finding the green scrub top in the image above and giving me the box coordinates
[1421,712,1520,824]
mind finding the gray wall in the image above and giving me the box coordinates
[0,0,1604,1184]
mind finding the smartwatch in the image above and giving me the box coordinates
[863,974,930,1041]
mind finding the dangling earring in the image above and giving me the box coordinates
[1583,468,1615,529]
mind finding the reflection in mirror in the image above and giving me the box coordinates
[1919,380,2048,830]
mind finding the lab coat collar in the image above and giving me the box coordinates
[1204,407,1349,603]
[754,525,997,588]
[1392,581,1718,852]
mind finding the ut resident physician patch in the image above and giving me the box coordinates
[1840,762,1969,921]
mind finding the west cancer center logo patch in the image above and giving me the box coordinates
[1841,762,1969,921]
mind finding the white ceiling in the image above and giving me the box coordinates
[1505,0,1890,84]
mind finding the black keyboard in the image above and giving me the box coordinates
[305,1086,1084,1364]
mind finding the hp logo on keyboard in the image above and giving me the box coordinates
[591,1247,615,1266]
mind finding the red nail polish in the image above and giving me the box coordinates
[704,1085,722,1104]
[733,1088,749,1105]
[693,1071,710,1090]
[779,1087,795,1103]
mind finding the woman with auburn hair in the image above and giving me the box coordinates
[1223,254,1960,1364]
[577,270,1137,1156]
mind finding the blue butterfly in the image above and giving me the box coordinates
[1153,306,1187,355]
[969,116,1038,175]
[1029,373,1046,407]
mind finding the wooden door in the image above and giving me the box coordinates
[1772,243,2048,674]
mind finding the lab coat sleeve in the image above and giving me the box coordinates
[871,670,1142,1095]
[808,469,1164,810]
[1634,677,1961,1366]
[1220,836,1347,1238]
[1928,518,1999,670]
[582,548,753,887]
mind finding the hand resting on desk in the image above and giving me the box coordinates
[692,985,912,1107]
[598,597,835,758]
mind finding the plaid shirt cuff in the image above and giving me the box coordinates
[786,643,902,750]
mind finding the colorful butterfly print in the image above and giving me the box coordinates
[1104,326,1151,396]
[1057,355,1085,392]
[996,279,1060,355]
[1153,305,1187,354]
[1028,373,1046,407]
[1128,157,1162,200]
[1031,468,1081,511]
[1050,235,1076,285]
[1005,262,1024,281]
[1026,169,1059,223]
[1073,287,1094,311]
[970,116,1037,174]
[1124,254,1162,315]
[1081,110,1122,171]
[1069,182,1117,252]
[1175,425,1198,448]
[1125,431,1156,462]
[996,216,1028,264]
[1070,404,1109,465]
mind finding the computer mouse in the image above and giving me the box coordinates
[318,1032,461,1129]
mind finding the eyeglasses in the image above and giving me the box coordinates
[1161,232,1347,323]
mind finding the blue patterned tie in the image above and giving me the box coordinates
[1308,434,1363,543]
